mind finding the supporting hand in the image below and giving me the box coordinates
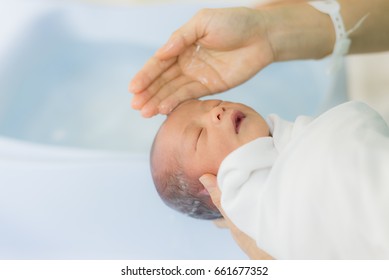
[199,174,273,260]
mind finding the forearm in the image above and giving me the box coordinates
[260,0,389,63]
[261,2,335,62]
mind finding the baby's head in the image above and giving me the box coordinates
[150,99,269,219]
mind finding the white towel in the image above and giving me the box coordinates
[218,101,389,259]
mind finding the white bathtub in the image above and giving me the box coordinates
[0,0,347,259]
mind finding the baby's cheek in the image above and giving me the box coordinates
[217,143,237,162]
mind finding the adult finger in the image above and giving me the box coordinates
[130,11,206,94]
[129,56,177,94]
[140,77,199,117]
[157,80,210,115]
[155,9,210,60]
[199,174,223,212]
[131,63,182,110]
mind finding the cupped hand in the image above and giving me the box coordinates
[129,7,274,117]
[199,174,273,260]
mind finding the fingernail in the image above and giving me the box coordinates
[161,42,174,53]
[156,41,174,57]
[129,84,137,93]
[158,103,172,115]
[141,108,152,118]
[131,99,141,109]
[141,106,158,118]
[129,80,143,93]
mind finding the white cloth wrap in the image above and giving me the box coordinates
[218,101,389,259]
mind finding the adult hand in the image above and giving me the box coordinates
[199,174,273,260]
[129,7,274,117]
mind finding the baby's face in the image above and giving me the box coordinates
[156,99,269,180]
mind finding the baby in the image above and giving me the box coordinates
[151,99,389,259]
[150,99,270,219]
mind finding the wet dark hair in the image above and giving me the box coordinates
[150,129,222,220]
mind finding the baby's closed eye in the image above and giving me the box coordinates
[196,128,204,151]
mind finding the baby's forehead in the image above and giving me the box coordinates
[169,98,224,115]
[155,104,197,155]
[169,99,200,114]
[156,113,184,144]
[164,100,198,126]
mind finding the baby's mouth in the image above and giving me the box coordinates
[232,110,246,134]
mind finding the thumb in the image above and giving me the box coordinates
[199,174,217,192]
[199,174,220,208]
[155,13,205,59]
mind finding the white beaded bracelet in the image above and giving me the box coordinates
[309,0,351,56]
[308,0,350,72]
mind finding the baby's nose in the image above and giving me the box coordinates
[211,106,226,123]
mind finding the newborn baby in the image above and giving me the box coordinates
[151,99,389,259]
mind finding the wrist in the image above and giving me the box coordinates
[261,2,335,62]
